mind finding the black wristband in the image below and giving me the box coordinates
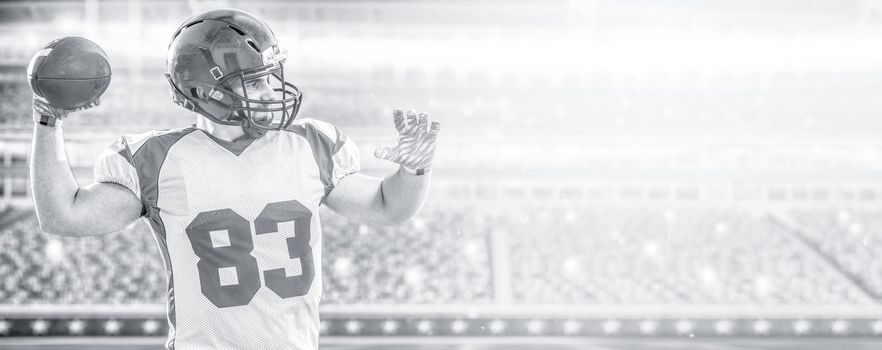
[35,114,61,127]
[402,166,428,176]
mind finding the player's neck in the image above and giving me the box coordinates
[195,115,246,142]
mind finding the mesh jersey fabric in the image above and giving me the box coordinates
[93,118,360,350]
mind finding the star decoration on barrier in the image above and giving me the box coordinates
[526,320,545,335]
[104,320,121,335]
[31,319,49,335]
[715,320,734,335]
[793,320,811,335]
[488,320,506,334]
[676,320,694,335]
[831,320,849,335]
[381,320,399,335]
[450,320,468,334]
[602,320,621,335]
[345,320,362,335]
[753,320,771,335]
[142,320,160,335]
[416,320,433,335]
[68,320,86,335]
[563,320,582,335]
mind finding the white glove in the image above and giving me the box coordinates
[374,108,440,175]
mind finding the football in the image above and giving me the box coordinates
[27,37,111,110]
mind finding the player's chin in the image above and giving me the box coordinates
[251,113,274,127]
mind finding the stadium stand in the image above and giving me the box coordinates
[0,82,29,125]
[787,209,882,301]
[0,214,164,304]
[322,209,494,304]
[0,205,874,306]
[505,207,870,305]
[0,208,494,305]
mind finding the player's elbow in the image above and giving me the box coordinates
[37,215,79,236]
[377,209,417,227]
[36,212,92,237]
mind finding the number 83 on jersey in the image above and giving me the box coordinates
[185,200,315,308]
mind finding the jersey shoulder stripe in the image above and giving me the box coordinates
[126,126,195,350]
[130,126,198,220]
[284,118,339,195]
[124,126,197,156]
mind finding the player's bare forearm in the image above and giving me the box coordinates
[324,169,431,226]
[30,116,82,235]
[30,113,142,236]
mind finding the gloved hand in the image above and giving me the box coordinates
[32,95,100,122]
[374,108,440,175]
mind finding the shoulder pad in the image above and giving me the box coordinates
[288,118,339,143]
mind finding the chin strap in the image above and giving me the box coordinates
[242,118,267,138]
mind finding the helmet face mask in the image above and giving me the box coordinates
[165,9,302,137]
[215,63,302,132]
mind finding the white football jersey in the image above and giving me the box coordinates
[94,118,360,350]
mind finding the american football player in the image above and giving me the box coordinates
[29,9,438,350]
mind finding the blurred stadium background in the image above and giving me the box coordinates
[3,0,882,349]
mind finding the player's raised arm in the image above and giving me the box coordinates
[28,38,142,237]
[324,108,439,226]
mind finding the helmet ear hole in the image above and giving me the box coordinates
[190,87,204,99]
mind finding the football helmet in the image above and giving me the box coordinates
[165,9,301,137]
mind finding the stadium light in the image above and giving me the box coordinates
[837,210,851,223]
[0,320,9,335]
[642,241,660,258]
[563,257,581,276]
[404,268,424,288]
[45,239,64,265]
[299,34,882,75]
[849,223,862,235]
[700,267,718,286]
[333,257,353,277]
